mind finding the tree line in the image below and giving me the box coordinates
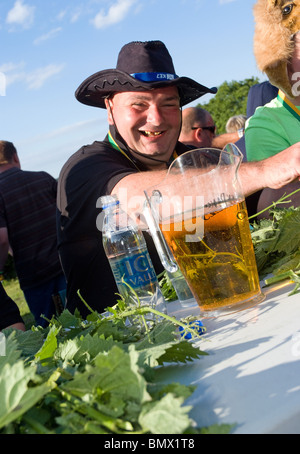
[197,76,260,134]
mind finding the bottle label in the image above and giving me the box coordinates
[110,250,157,289]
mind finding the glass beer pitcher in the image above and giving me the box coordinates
[143,144,264,316]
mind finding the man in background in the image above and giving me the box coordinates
[179,107,243,149]
[0,141,66,327]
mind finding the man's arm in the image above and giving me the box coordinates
[112,168,168,220]
[239,142,300,196]
[212,131,240,149]
[0,227,9,272]
[113,142,300,214]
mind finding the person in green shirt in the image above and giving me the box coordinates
[246,95,300,162]
[245,32,300,215]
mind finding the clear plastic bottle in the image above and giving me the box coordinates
[100,195,166,319]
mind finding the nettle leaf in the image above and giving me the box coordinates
[7,328,45,358]
[274,210,300,255]
[272,251,300,275]
[94,345,150,404]
[57,309,82,329]
[139,393,192,434]
[157,340,207,365]
[0,361,51,429]
[75,334,120,360]
[62,345,150,405]
[34,325,61,364]
[55,338,81,363]
[55,333,121,366]
[0,333,22,368]
[134,321,177,367]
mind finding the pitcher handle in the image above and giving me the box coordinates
[143,192,178,274]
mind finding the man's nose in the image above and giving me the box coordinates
[146,105,163,124]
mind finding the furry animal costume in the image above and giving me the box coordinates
[253,0,300,98]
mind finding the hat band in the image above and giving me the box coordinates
[130,72,178,82]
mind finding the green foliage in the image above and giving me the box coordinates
[0,295,226,434]
[197,77,260,134]
[251,205,300,277]
[250,194,300,295]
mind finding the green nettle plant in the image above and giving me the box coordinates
[0,285,234,435]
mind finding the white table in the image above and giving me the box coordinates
[163,280,300,434]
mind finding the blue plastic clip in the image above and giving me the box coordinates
[179,320,205,339]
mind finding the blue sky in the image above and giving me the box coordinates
[0,0,264,178]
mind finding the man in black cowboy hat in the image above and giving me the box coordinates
[57,40,300,317]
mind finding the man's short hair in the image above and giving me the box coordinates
[181,107,209,134]
[0,141,17,165]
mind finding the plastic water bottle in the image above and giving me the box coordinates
[100,195,166,321]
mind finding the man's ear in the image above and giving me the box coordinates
[195,128,203,140]
[104,98,114,125]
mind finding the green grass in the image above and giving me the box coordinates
[3,279,35,329]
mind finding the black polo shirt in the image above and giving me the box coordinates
[57,130,174,317]
[0,168,62,290]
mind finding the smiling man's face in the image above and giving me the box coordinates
[105,86,182,164]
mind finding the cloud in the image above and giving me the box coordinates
[70,9,83,24]
[25,64,65,89]
[92,0,138,29]
[0,62,26,86]
[57,10,67,21]
[6,0,35,29]
[33,27,62,45]
[219,0,237,4]
[17,117,108,177]
[0,62,25,73]
[1,62,65,90]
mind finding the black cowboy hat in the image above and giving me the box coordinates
[75,40,217,108]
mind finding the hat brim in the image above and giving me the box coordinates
[75,69,217,108]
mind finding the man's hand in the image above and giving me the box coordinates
[260,142,300,189]
[240,142,300,196]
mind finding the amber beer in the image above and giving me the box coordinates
[160,200,261,313]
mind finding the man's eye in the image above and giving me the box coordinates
[132,103,146,108]
[162,103,180,108]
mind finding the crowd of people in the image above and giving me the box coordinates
[1,36,300,329]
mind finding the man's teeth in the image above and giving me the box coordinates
[142,131,162,137]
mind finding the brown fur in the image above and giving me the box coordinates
[253,0,300,98]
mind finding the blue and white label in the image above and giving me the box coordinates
[110,250,157,289]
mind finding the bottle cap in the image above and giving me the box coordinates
[100,194,119,210]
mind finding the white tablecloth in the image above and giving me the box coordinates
[163,281,300,434]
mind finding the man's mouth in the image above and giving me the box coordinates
[140,130,163,137]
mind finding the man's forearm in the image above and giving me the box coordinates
[112,169,168,216]
[239,160,266,196]
[0,227,9,271]
[112,143,300,216]
[212,131,239,149]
